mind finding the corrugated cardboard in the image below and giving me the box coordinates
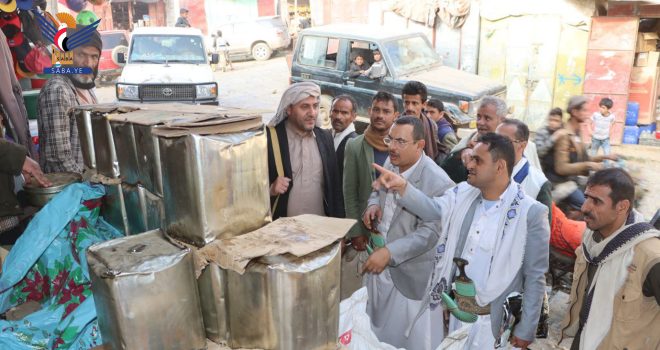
[635,51,660,66]
[197,215,356,274]
[151,114,264,137]
[636,32,658,52]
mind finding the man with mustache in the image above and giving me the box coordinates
[38,26,101,174]
[341,91,398,299]
[371,133,549,349]
[360,116,454,349]
[267,82,344,220]
[561,168,660,350]
[330,94,358,189]
[441,96,541,183]
[401,81,444,163]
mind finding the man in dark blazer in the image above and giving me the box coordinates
[266,82,344,220]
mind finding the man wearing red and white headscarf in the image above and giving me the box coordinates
[266,82,344,220]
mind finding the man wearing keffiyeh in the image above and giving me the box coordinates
[37,25,102,174]
[266,82,344,220]
[561,168,660,350]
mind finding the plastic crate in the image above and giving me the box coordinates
[626,101,640,126]
[623,126,640,144]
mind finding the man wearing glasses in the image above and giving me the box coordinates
[360,116,454,349]
[496,119,552,225]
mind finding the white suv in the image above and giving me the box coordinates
[115,27,219,104]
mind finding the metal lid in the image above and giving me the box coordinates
[23,172,82,194]
[87,230,189,278]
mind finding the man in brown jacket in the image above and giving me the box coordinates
[561,168,660,349]
[541,96,617,213]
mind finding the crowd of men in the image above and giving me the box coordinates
[265,81,660,350]
[0,19,658,347]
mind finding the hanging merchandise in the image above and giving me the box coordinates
[12,38,33,75]
[16,0,32,10]
[76,9,97,25]
[65,0,85,12]
[18,9,46,46]
[0,0,17,12]
[0,11,23,47]
[24,45,51,73]
[438,0,471,29]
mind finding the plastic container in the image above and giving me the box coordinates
[626,102,640,126]
[638,123,657,135]
[623,126,640,144]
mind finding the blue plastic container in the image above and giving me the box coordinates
[626,102,640,126]
[623,126,640,144]
[638,123,657,135]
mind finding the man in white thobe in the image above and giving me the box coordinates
[362,116,454,349]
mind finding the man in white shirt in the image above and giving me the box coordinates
[330,94,358,186]
[372,132,549,350]
[361,116,454,349]
[497,119,552,225]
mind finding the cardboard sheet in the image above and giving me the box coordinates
[151,116,264,138]
[196,215,356,274]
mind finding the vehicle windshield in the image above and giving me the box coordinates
[383,35,441,76]
[129,35,207,64]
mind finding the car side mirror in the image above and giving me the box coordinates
[211,53,219,64]
[117,53,126,64]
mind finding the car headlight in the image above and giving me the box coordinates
[196,83,218,99]
[117,84,139,100]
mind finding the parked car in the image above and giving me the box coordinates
[290,23,507,129]
[213,16,290,61]
[115,27,219,104]
[98,30,129,84]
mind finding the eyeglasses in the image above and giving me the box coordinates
[511,139,526,144]
[383,136,412,148]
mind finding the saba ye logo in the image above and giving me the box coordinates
[33,10,101,74]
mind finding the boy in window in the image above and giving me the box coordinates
[363,49,387,79]
[349,53,369,78]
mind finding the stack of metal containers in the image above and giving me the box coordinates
[74,103,342,350]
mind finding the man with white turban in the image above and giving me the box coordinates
[267,82,344,219]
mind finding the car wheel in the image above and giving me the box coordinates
[318,94,333,129]
[252,42,272,61]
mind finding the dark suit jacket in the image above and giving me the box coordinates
[267,122,345,220]
[336,130,357,190]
